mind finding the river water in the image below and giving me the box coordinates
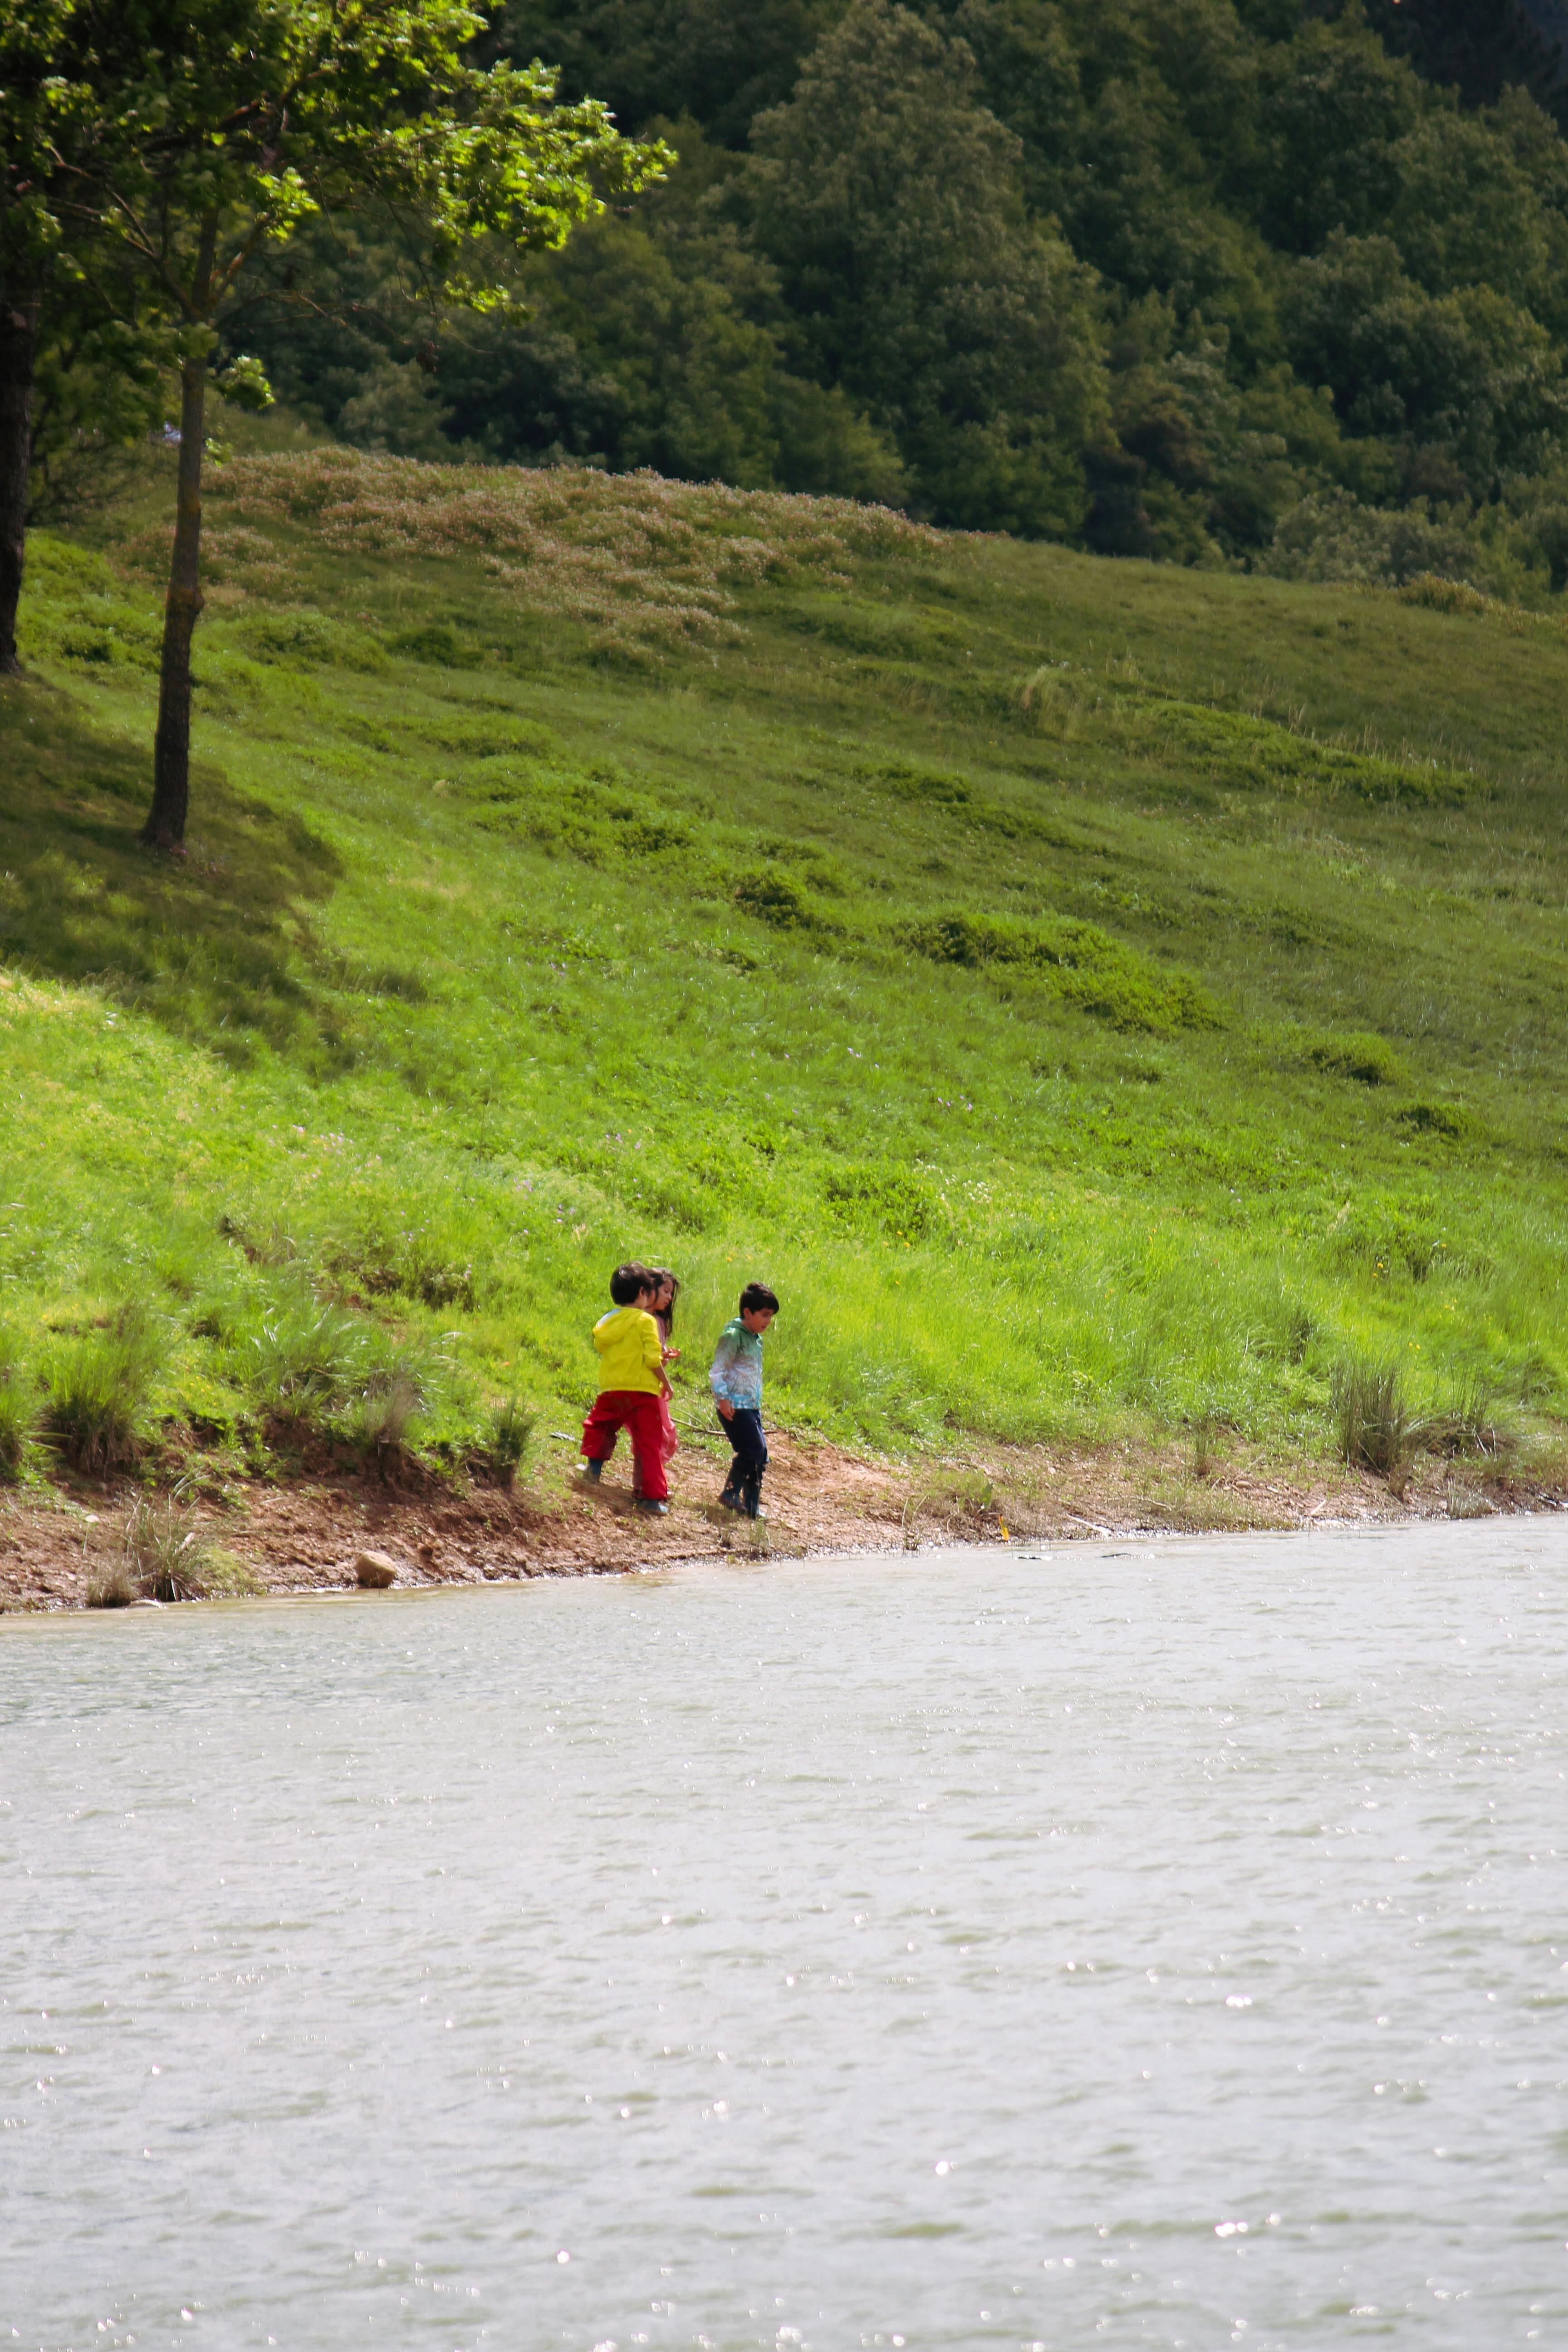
[3,1520,1566,2351]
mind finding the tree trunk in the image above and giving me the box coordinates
[143,213,218,853]
[141,348,209,850]
[0,283,39,677]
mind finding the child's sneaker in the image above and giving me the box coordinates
[579,1459,602,1482]
[636,1498,668,1517]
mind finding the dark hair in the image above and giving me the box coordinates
[739,1281,779,1316]
[610,1260,658,1306]
[650,1266,680,1336]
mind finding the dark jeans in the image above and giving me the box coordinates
[718,1406,767,1510]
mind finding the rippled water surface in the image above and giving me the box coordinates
[5,1521,1568,2351]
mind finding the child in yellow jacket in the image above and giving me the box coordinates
[579,1262,669,1513]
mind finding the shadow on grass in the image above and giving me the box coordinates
[0,675,350,1068]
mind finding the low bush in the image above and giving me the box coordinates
[1397,574,1490,616]
[239,610,388,672]
[1396,1100,1475,1141]
[900,909,1220,1034]
[1306,1032,1405,1086]
[1331,1197,1447,1280]
[391,622,483,669]
[733,871,826,930]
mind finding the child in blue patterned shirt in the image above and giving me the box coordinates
[710,1282,779,1520]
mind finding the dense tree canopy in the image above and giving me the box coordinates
[74,0,1568,589]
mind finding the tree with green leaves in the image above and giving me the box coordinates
[4,0,664,849]
[748,0,1107,535]
[0,2,119,673]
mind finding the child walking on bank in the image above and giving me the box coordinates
[579,1262,670,1516]
[710,1282,779,1519]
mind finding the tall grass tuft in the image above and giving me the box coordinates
[85,1558,139,1608]
[41,1308,162,1474]
[1427,1367,1512,1459]
[343,1364,426,1461]
[122,1494,215,1601]
[1331,1352,1414,1475]
[244,1295,368,1422]
[116,1494,263,1602]
[482,1396,535,1489]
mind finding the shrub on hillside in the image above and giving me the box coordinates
[1396,1099,1475,1141]
[1257,492,1491,591]
[1396,573,1490,614]
[899,910,1220,1034]
[733,870,828,930]
[1305,1031,1405,1085]
[239,611,389,672]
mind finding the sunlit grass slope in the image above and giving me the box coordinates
[3,442,1566,1484]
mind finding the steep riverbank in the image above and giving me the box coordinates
[4,1431,1562,1610]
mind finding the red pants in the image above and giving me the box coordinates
[581,1391,669,1501]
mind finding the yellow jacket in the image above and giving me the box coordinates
[593,1306,664,1395]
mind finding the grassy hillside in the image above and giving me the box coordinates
[3,442,1567,1495]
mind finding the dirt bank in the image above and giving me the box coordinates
[3,1422,1563,1613]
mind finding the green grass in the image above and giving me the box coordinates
[4,438,1568,1485]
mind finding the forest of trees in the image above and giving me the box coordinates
[33,0,1568,591]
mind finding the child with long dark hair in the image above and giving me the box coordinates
[649,1267,682,1474]
[631,1267,682,1496]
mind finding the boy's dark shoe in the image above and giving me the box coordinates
[635,1498,668,1517]
[579,1458,603,1482]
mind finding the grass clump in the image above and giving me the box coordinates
[40,1309,162,1474]
[242,1295,368,1424]
[1331,1353,1415,1476]
[481,1396,535,1489]
[95,1493,264,1604]
[1426,1369,1513,1461]
[340,1363,426,1462]
[85,1558,140,1608]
